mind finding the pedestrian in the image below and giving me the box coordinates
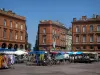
[10,55,15,69]
[36,54,39,66]
[8,55,11,68]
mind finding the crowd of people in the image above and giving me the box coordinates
[0,51,97,68]
[26,52,68,66]
[25,52,98,66]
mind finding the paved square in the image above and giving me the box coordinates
[0,62,100,75]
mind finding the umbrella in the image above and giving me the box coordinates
[73,52,83,55]
[66,52,73,55]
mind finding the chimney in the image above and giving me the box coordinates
[49,20,52,24]
[8,10,12,13]
[82,16,87,20]
[73,18,77,22]
[2,8,5,11]
[92,14,96,18]
[96,15,100,19]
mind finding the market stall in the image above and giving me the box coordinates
[0,48,16,69]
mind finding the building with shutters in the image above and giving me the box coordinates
[0,8,28,50]
[72,15,100,53]
[36,20,68,51]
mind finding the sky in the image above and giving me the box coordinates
[0,0,100,48]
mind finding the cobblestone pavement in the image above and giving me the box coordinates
[0,62,100,75]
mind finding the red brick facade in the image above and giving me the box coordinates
[72,15,100,52]
[0,9,28,49]
[37,20,68,51]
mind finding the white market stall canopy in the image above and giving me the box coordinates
[14,50,28,55]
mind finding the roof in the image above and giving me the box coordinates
[72,15,100,23]
[39,20,68,30]
[0,8,26,21]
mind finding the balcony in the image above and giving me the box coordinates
[14,28,19,31]
[88,30,94,34]
[72,42,80,45]
[95,41,100,45]
[81,42,87,44]
[75,32,80,34]
[3,26,7,29]
[42,33,46,36]
[89,49,94,51]
[89,42,94,45]
[9,27,13,30]
[95,31,100,34]
[75,42,80,44]
[81,31,87,34]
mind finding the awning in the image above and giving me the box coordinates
[58,52,65,55]
[0,48,16,54]
[29,51,45,54]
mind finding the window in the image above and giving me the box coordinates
[20,32,23,40]
[97,46,100,49]
[16,22,18,28]
[97,35,100,42]
[90,35,93,42]
[76,47,79,50]
[43,36,46,44]
[52,28,55,35]
[97,25,100,31]
[43,28,46,34]
[10,21,12,28]
[83,35,86,42]
[83,46,86,49]
[90,46,93,49]
[0,28,1,37]
[90,25,93,32]
[55,30,56,34]
[3,29,6,39]
[4,19,6,26]
[10,31,12,40]
[15,32,18,40]
[83,26,86,32]
[21,25,23,30]
[76,35,79,42]
[76,26,79,32]
[53,41,56,48]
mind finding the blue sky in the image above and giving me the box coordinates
[0,0,100,48]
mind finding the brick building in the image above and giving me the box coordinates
[37,20,68,51]
[72,15,100,52]
[0,8,28,50]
